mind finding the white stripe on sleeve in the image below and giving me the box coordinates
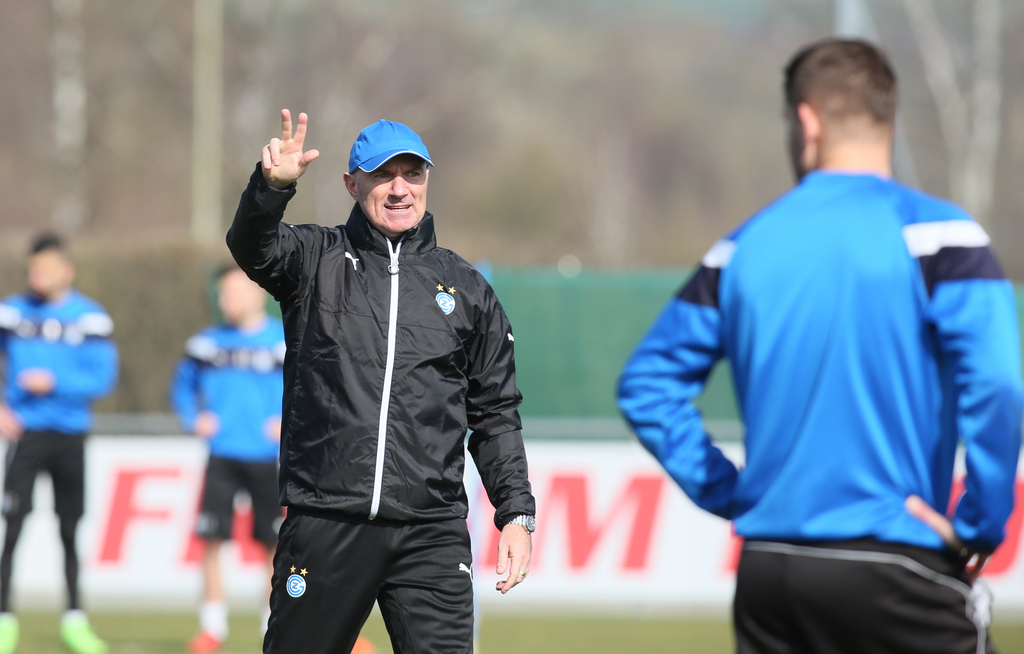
[701,239,737,269]
[902,220,990,258]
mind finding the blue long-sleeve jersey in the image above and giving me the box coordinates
[0,290,118,435]
[618,171,1024,552]
[170,318,285,463]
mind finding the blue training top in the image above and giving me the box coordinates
[170,317,285,463]
[618,171,1024,553]
[0,290,118,435]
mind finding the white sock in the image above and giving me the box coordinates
[0,613,16,625]
[199,601,228,641]
[61,609,87,626]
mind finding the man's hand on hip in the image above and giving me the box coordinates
[495,522,532,594]
[262,109,320,189]
[906,494,990,582]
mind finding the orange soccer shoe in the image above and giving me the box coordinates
[186,631,223,654]
[351,636,377,654]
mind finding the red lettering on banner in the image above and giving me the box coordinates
[98,468,181,563]
[540,474,665,571]
[947,477,1024,577]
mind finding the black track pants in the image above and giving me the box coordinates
[735,539,997,654]
[264,509,475,654]
[1,430,85,612]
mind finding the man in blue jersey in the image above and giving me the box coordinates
[0,233,117,654]
[171,264,284,654]
[618,39,1023,654]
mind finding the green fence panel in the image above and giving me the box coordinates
[491,267,740,419]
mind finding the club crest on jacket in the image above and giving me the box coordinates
[435,292,455,315]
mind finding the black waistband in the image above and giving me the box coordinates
[744,538,965,578]
[287,505,466,527]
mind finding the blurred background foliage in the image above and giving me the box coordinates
[1,0,1023,414]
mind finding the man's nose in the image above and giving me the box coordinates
[389,175,409,197]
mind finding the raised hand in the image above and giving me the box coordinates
[262,109,320,189]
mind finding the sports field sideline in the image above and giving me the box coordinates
[9,612,1024,653]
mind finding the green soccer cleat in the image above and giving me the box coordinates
[0,614,18,654]
[60,612,108,654]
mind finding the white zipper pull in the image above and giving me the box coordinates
[387,238,401,274]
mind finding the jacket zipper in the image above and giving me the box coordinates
[369,237,403,519]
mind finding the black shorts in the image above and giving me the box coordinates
[265,510,474,654]
[2,430,85,521]
[735,539,997,654]
[197,456,281,547]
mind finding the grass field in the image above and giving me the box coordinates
[10,612,1024,653]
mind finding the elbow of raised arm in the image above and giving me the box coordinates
[225,224,250,266]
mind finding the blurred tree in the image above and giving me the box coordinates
[834,0,919,187]
[902,0,1003,228]
[51,0,87,232]
[190,0,224,244]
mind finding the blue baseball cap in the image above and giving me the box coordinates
[348,120,433,173]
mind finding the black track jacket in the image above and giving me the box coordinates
[227,166,535,529]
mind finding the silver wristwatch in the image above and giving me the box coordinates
[507,514,536,533]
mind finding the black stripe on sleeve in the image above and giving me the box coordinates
[918,246,1005,296]
[677,265,721,308]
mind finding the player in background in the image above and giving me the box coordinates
[170,264,284,654]
[0,233,118,654]
[619,39,1022,654]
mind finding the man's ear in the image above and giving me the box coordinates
[796,102,822,146]
[795,102,824,174]
[343,172,359,200]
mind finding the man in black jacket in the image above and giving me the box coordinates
[228,110,535,654]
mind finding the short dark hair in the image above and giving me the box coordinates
[29,232,66,256]
[784,39,897,125]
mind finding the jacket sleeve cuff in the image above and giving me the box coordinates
[248,163,297,213]
[468,428,536,530]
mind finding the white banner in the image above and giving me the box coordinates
[6,437,1024,615]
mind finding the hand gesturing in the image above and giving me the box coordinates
[262,109,320,189]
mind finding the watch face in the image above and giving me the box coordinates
[511,515,536,532]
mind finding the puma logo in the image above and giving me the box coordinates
[458,563,473,579]
[345,252,359,270]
